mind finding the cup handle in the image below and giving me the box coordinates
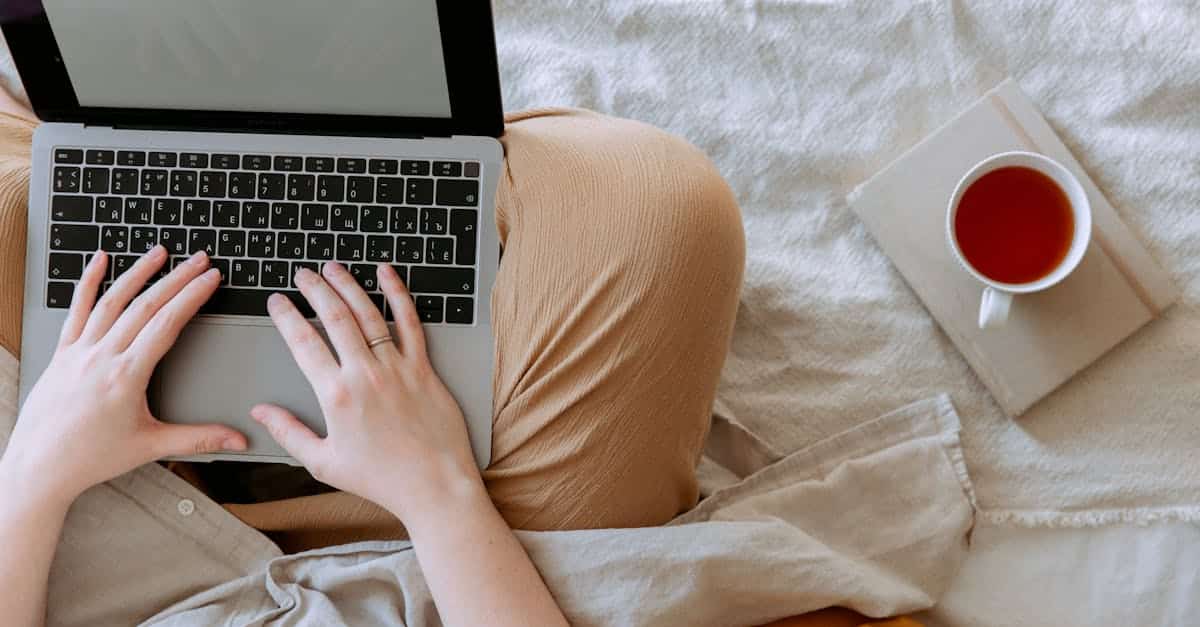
[979,287,1012,329]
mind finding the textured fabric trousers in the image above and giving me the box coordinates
[0,107,746,552]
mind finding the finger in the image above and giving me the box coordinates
[148,420,248,459]
[125,268,221,371]
[250,404,324,468]
[293,267,372,363]
[57,251,108,349]
[321,262,393,358]
[104,250,210,352]
[266,292,339,384]
[79,245,168,342]
[379,264,427,357]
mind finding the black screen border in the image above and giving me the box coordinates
[1,0,503,137]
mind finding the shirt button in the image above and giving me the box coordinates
[177,499,196,516]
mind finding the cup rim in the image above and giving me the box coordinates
[945,150,1093,294]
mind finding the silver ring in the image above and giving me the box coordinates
[366,335,392,349]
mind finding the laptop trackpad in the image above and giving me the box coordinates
[153,321,326,459]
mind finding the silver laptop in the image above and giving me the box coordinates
[5,1,503,468]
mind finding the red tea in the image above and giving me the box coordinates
[953,166,1074,284]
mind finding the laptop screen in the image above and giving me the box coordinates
[40,0,453,119]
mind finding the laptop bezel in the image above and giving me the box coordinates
[1,0,503,138]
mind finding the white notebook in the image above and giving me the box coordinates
[849,79,1177,417]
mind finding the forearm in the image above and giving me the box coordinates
[0,458,73,627]
[395,478,568,627]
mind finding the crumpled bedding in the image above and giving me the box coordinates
[4,0,1200,623]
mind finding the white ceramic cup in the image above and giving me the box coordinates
[946,151,1092,330]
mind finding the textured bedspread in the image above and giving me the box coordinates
[4,1,1200,623]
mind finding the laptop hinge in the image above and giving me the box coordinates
[103,121,432,139]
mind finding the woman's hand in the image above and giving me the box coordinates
[251,262,481,524]
[1,246,248,506]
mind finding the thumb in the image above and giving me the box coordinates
[152,422,248,458]
[250,404,324,466]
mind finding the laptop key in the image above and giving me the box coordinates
[274,156,303,171]
[210,258,231,285]
[54,167,80,193]
[99,226,128,253]
[390,206,418,234]
[421,208,447,235]
[116,150,146,166]
[336,158,366,174]
[85,150,115,165]
[305,157,334,172]
[416,295,444,323]
[48,253,84,280]
[244,155,271,171]
[445,296,474,324]
[153,198,182,225]
[347,176,374,203]
[123,198,152,224]
[291,261,320,286]
[218,230,246,257]
[112,254,138,280]
[51,224,100,251]
[141,169,168,195]
[450,209,478,265]
[214,201,240,227]
[212,154,239,169]
[203,288,314,318]
[182,199,211,226]
[83,167,109,194]
[306,233,334,260]
[130,227,158,253]
[360,205,388,233]
[301,203,329,230]
[96,197,121,223]
[199,171,227,198]
[409,266,475,295]
[278,232,306,259]
[331,204,358,231]
[463,162,481,178]
[287,174,315,201]
[376,177,404,203]
[54,149,83,164]
[243,202,270,228]
[247,231,276,258]
[261,260,289,288]
[51,195,92,222]
[405,178,433,205]
[189,229,217,256]
[257,173,285,200]
[436,179,479,206]
[271,202,300,229]
[181,153,208,169]
[46,282,74,308]
[170,171,198,196]
[230,259,260,286]
[336,234,365,262]
[316,175,345,202]
[112,168,139,195]
[396,236,422,263]
[228,172,256,199]
[160,228,188,255]
[350,264,378,291]
[148,152,177,167]
[369,159,398,175]
[432,161,462,177]
[401,160,430,176]
[366,235,394,262]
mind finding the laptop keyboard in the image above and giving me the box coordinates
[45,147,482,325]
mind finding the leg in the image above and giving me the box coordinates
[0,109,35,357]
[485,108,745,529]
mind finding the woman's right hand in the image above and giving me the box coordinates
[251,262,483,524]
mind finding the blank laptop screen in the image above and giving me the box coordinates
[41,0,453,118]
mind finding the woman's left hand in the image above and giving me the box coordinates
[1,246,247,506]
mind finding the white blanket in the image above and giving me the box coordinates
[6,1,1200,622]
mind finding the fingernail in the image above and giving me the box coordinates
[324,261,346,275]
[190,250,208,264]
[222,436,247,452]
[205,268,221,282]
[249,406,265,420]
[150,244,166,259]
[294,268,314,285]
[267,293,286,311]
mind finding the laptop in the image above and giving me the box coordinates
[3,0,503,468]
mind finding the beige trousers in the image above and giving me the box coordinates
[0,108,745,552]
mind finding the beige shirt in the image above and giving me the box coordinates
[1,349,974,626]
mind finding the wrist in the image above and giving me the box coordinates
[380,457,490,535]
[0,451,80,514]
